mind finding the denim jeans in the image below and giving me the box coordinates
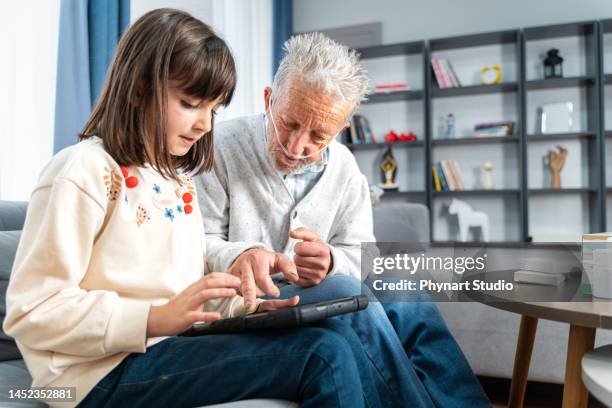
[277,274,491,408]
[80,320,374,408]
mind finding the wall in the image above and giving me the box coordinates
[0,1,60,201]
[294,0,612,44]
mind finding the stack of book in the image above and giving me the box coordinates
[513,257,570,286]
[582,233,612,298]
[473,121,515,137]
[431,57,461,89]
[432,160,465,192]
[344,114,377,144]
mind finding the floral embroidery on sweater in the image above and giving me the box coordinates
[107,164,197,224]
[103,167,122,201]
[136,205,151,226]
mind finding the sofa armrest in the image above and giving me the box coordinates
[0,202,28,232]
[373,201,430,243]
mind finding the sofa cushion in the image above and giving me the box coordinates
[372,201,430,255]
[0,231,22,361]
[0,360,47,407]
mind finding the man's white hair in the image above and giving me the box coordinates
[273,32,369,106]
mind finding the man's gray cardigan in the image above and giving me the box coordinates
[196,114,375,280]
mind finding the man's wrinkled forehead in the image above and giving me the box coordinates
[274,79,354,127]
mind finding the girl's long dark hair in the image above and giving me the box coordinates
[80,8,237,180]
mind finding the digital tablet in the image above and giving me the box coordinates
[180,295,369,336]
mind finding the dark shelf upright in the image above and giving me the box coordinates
[424,41,433,236]
[598,20,607,229]
[519,29,528,241]
[523,21,602,239]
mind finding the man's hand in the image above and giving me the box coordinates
[289,227,333,287]
[255,295,300,313]
[227,248,299,310]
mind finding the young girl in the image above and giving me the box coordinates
[3,9,376,408]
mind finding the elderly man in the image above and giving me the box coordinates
[197,33,490,407]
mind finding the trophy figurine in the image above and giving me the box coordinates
[378,146,399,190]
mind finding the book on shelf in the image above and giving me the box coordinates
[431,57,461,89]
[449,160,465,190]
[432,165,442,192]
[435,162,448,191]
[373,82,410,93]
[432,160,465,191]
[473,120,514,137]
[360,115,377,143]
[344,114,377,145]
[444,59,461,87]
[440,160,457,190]
[431,58,450,88]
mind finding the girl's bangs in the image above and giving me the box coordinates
[171,37,236,106]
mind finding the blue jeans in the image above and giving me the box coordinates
[277,274,491,408]
[79,320,376,408]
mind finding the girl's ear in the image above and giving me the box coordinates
[130,81,146,107]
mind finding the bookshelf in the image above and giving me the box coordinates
[344,19,612,244]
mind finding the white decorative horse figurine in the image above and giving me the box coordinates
[448,198,490,242]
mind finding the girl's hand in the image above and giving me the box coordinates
[254,295,300,313]
[147,272,241,337]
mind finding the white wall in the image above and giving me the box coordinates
[294,0,612,44]
[0,1,60,201]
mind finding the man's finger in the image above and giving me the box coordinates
[294,256,325,271]
[295,277,317,287]
[250,252,280,297]
[295,264,322,280]
[288,227,321,242]
[240,262,258,308]
[260,295,300,311]
[294,241,326,257]
[274,253,300,282]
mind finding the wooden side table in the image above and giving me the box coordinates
[466,270,612,408]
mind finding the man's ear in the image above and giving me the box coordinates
[263,87,272,112]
